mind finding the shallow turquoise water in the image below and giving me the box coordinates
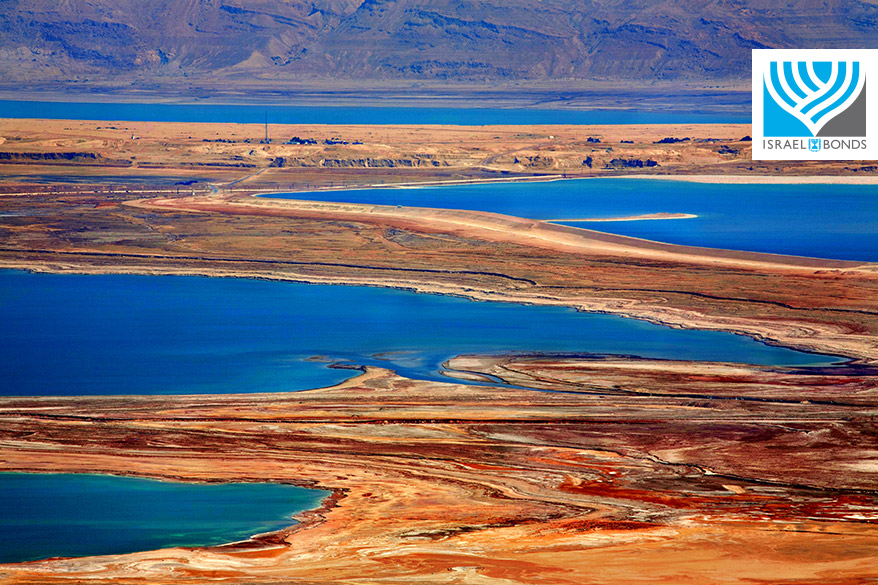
[0,473,328,564]
[0,271,837,397]
[0,100,748,125]
[268,178,878,261]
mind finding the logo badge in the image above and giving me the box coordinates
[752,49,877,160]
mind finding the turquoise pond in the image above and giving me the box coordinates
[0,100,748,126]
[0,473,328,564]
[267,178,878,262]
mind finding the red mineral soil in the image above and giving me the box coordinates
[0,359,875,584]
[1,118,877,584]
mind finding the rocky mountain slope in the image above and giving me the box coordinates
[2,0,878,90]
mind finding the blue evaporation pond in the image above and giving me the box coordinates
[268,178,878,262]
[0,473,328,564]
[0,100,748,125]
[0,271,836,397]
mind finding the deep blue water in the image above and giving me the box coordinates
[0,473,327,564]
[268,179,878,262]
[0,100,749,126]
[0,271,837,397]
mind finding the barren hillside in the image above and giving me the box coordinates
[2,0,877,93]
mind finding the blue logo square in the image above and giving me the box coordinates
[763,60,866,138]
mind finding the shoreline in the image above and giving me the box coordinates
[0,263,849,369]
[0,471,333,564]
[5,170,877,203]
[1,192,875,363]
[1,116,876,583]
[618,174,878,185]
[247,173,878,203]
[0,357,875,584]
[252,173,567,196]
[183,196,869,271]
[0,250,868,365]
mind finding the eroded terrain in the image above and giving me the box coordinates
[1,118,877,583]
[0,357,876,584]
[3,119,877,194]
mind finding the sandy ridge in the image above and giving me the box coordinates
[131,195,872,272]
[544,212,698,222]
[0,194,849,362]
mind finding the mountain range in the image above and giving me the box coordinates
[2,0,878,95]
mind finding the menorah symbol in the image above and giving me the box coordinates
[764,61,865,136]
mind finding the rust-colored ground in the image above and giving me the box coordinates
[2,119,877,195]
[1,118,877,583]
[0,358,875,584]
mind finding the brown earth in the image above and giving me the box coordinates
[0,357,875,584]
[4,122,875,365]
[2,184,878,361]
[1,118,877,583]
[2,119,878,193]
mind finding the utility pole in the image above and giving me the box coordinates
[264,111,269,143]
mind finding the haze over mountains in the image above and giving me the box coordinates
[2,0,878,99]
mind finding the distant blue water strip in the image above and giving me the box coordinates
[0,100,749,126]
